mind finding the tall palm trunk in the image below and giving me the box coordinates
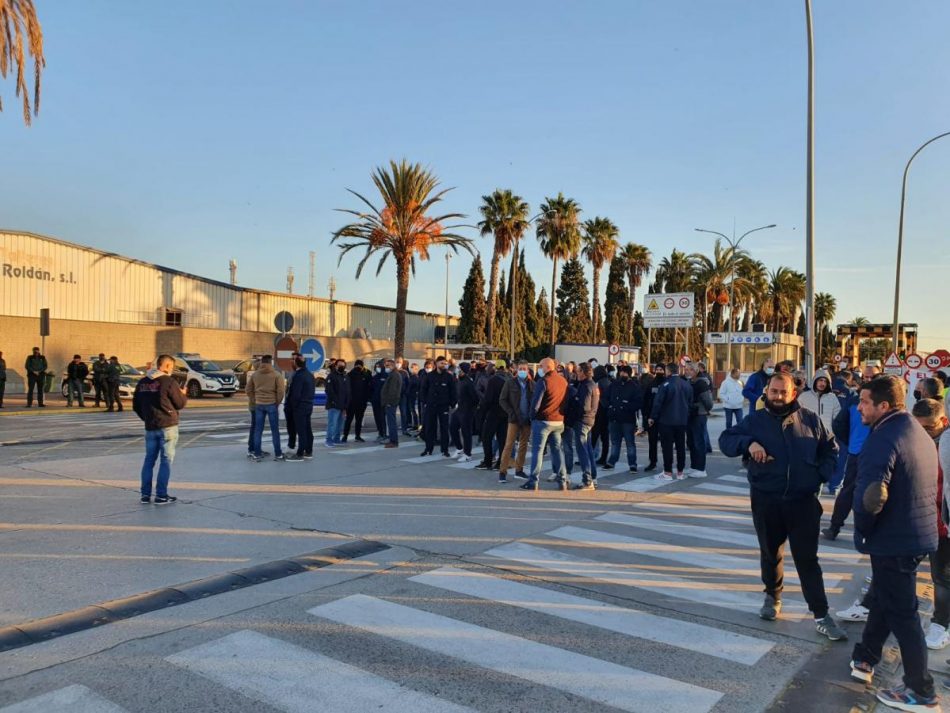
[486,251,500,345]
[591,266,601,342]
[394,258,411,359]
[627,278,637,344]
[550,258,558,349]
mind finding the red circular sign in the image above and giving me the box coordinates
[274,335,299,371]
[931,349,950,368]
[608,344,620,355]
[904,353,923,369]
[679,297,691,309]
[664,297,675,309]
[679,354,692,367]
[926,354,943,370]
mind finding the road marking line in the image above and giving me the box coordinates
[410,565,774,665]
[167,629,475,713]
[308,594,723,713]
[718,474,748,483]
[612,476,675,492]
[693,483,749,495]
[0,684,129,713]
[485,542,809,619]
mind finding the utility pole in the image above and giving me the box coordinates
[804,0,816,379]
[286,267,294,294]
[444,253,452,345]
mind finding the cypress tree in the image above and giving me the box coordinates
[555,257,593,343]
[603,254,630,343]
[456,257,487,343]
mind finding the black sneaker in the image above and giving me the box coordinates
[355,437,365,443]
[759,595,782,621]
[274,454,287,462]
[302,452,313,460]
[260,450,271,457]
[420,450,432,457]
[513,471,530,480]
[645,462,657,472]
[474,462,491,470]
[492,460,501,469]
[154,495,177,505]
[441,451,451,458]
[815,614,848,641]
[140,496,151,504]
[822,526,840,541]
[519,480,539,491]
[498,475,508,484]
[629,466,638,473]
[601,463,614,470]
[285,454,306,462]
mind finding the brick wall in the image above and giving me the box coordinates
[0,316,431,392]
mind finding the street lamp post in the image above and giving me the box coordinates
[444,253,452,346]
[892,130,950,353]
[805,0,816,380]
[695,224,776,371]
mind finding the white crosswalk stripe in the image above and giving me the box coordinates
[0,684,129,713]
[485,540,811,619]
[693,482,749,495]
[719,474,749,483]
[410,565,774,665]
[308,594,724,713]
[612,475,676,492]
[167,629,477,713]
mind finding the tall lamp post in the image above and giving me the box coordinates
[892,130,950,353]
[444,253,452,346]
[805,0,816,380]
[695,224,776,370]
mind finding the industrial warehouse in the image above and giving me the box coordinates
[0,230,456,392]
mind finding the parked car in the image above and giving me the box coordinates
[172,353,238,398]
[60,361,146,399]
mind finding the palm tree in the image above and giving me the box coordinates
[764,267,806,332]
[619,243,653,343]
[581,217,619,342]
[0,0,44,125]
[689,240,749,331]
[814,292,837,361]
[477,189,530,346]
[536,193,582,348]
[735,258,769,330]
[849,316,870,326]
[655,250,693,293]
[332,159,474,359]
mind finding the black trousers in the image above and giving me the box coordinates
[93,377,104,406]
[371,399,385,437]
[344,402,368,438]
[284,403,297,449]
[658,423,686,473]
[686,414,707,471]
[647,421,659,465]
[27,372,44,405]
[480,412,507,465]
[105,381,122,410]
[0,377,5,406]
[853,554,934,698]
[592,409,609,462]
[450,408,474,455]
[294,408,313,455]
[830,454,858,529]
[750,491,829,618]
[424,406,450,453]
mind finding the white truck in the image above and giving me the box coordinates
[553,343,640,367]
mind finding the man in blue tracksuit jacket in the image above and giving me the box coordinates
[649,362,693,479]
[850,376,939,708]
[823,394,871,539]
[742,359,775,418]
[719,371,845,641]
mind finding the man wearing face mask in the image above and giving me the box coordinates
[380,359,403,448]
[370,360,388,442]
[743,359,775,419]
[325,359,350,448]
[414,359,435,441]
[719,372,845,642]
[343,360,371,443]
[602,364,643,474]
[419,357,457,457]
[642,363,666,471]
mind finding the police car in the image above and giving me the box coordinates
[172,353,238,398]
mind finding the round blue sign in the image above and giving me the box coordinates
[299,338,325,371]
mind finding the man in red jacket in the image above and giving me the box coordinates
[133,354,188,505]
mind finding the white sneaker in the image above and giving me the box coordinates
[687,470,708,478]
[546,472,559,482]
[655,472,674,482]
[457,454,472,462]
[836,602,869,622]
[450,449,461,458]
[926,622,950,650]
[675,471,687,480]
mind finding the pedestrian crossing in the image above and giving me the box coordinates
[0,495,865,713]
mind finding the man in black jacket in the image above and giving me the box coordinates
[285,357,315,460]
[602,364,642,473]
[649,363,692,480]
[66,354,89,407]
[719,371,846,641]
[343,360,371,442]
[572,362,600,489]
[370,360,388,442]
[685,363,714,478]
[592,366,612,466]
[420,356,458,457]
[132,355,188,504]
[642,364,665,471]
[324,359,350,447]
[449,362,478,461]
[475,364,508,470]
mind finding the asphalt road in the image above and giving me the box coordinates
[0,401,898,712]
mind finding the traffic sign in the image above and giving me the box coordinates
[904,353,923,370]
[608,344,620,356]
[833,354,842,363]
[299,338,325,371]
[274,310,295,333]
[926,354,943,371]
[930,349,950,368]
[883,352,903,376]
[644,292,694,329]
[274,335,298,371]
[679,354,692,367]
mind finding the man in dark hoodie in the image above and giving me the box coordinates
[849,377,939,709]
[285,356,315,461]
[370,360,388,442]
[642,363,666,471]
[602,364,642,473]
[684,363,714,478]
[132,354,188,504]
[719,371,846,642]
[343,360,371,442]
[649,362,693,480]
[325,359,350,447]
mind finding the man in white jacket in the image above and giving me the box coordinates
[718,368,745,429]
[798,369,841,433]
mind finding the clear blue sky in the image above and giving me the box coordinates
[2,1,949,350]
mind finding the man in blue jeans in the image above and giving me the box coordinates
[325,359,350,447]
[380,359,403,448]
[521,358,570,492]
[246,355,287,462]
[601,364,642,473]
[132,354,188,504]
[572,362,600,490]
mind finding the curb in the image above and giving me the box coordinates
[0,539,388,653]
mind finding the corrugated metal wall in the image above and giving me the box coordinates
[1,231,451,340]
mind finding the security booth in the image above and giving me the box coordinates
[835,323,918,365]
[705,331,804,388]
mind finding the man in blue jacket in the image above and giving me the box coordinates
[742,359,775,418]
[849,376,939,710]
[719,372,846,641]
[649,362,693,480]
[823,393,871,540]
